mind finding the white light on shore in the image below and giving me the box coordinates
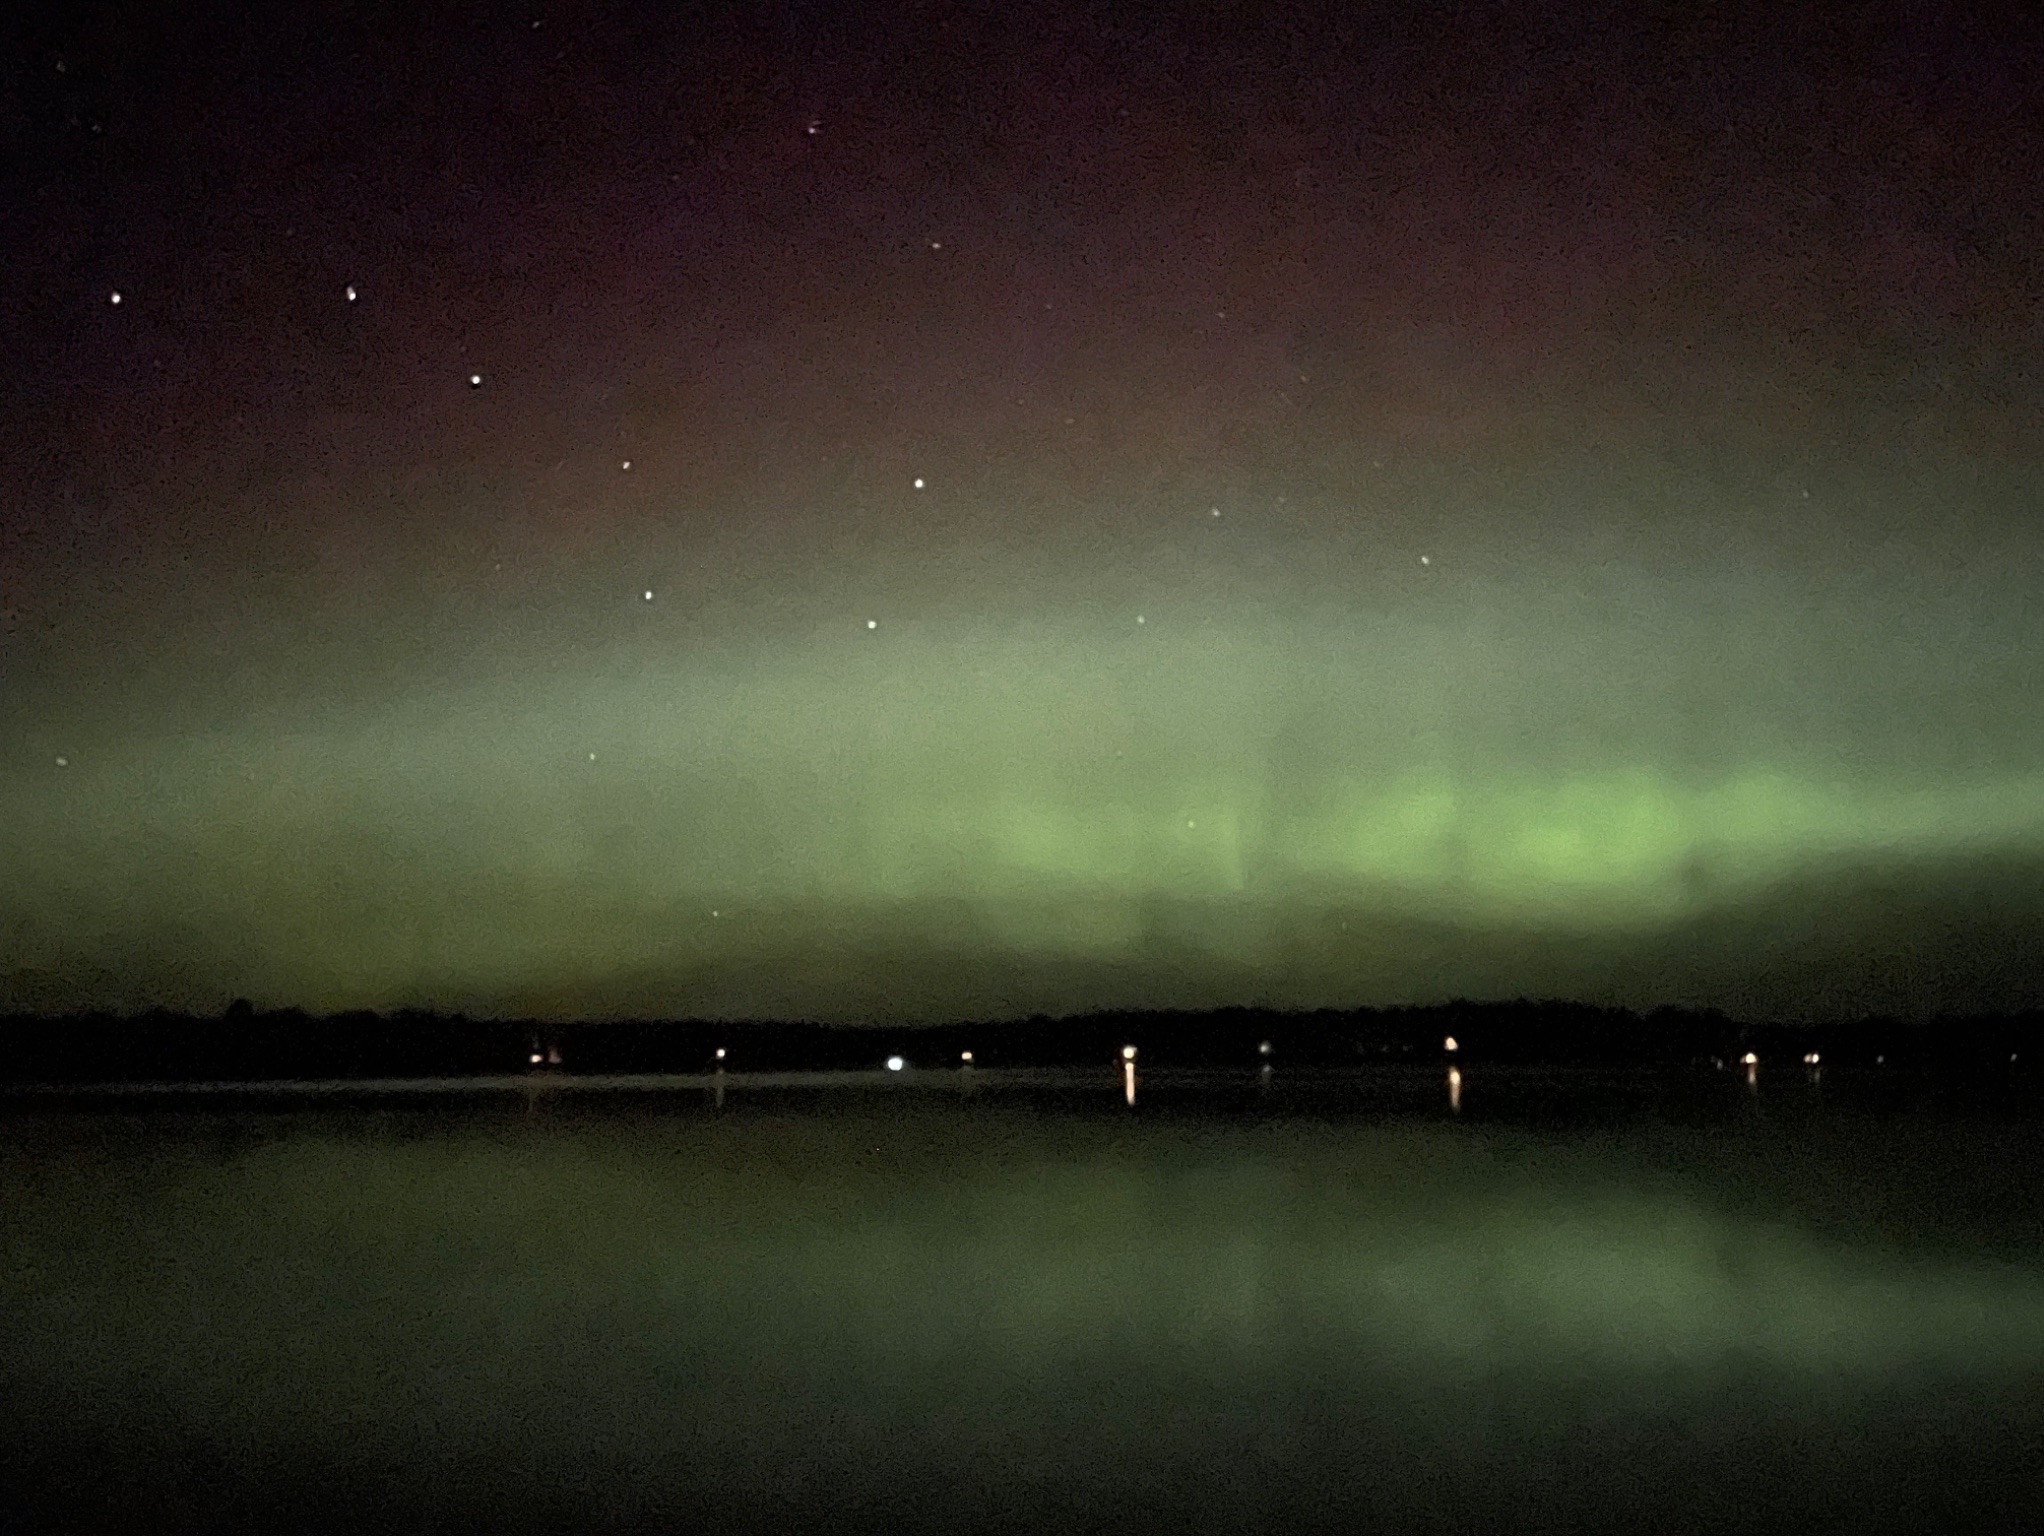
[887,1055,905,1072]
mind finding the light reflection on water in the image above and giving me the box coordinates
[2,1090,2042,1534]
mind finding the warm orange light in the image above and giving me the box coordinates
[1444,1035,1459,1053]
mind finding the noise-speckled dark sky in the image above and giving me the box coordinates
[3,0,2042,1022]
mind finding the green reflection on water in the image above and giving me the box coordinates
[3,1104,2041,1534]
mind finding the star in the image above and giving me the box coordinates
[642,590,653,601]
[912,477,925,489]
[108,291,121,305]
[865,619,878,630]
[345,284,357,302]
[468,373,483,387]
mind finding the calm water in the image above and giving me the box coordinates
[4,1068,2041,1534]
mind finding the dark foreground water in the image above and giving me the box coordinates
[3,1068,2041,1535]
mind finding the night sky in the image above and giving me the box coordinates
[3,0,2042,1023]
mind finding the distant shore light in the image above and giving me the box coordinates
[887,1055,905,1072]
[1444,1035,1459,1053]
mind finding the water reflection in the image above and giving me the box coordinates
[7,1104,2044,1535]
[1121,1045,1138,1107]
[1446,1065,1462,1115]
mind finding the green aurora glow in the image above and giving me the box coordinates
[6,0,2042,1024]
[6,448,2042,1022]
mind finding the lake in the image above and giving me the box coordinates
[3,1066,2040,1534]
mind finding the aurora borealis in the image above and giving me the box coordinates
[4,0,2042,1023]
